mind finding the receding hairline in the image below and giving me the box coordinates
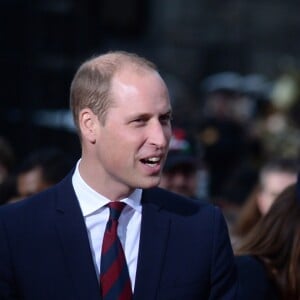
[82,51,158,74]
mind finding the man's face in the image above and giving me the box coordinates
[160,166,198,198]
[257,171,297,215]
[17,167,51,198]
[90,68,172,197]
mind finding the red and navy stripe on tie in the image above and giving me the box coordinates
[100,202,133,300]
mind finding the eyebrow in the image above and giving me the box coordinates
[128,109,172,119]
[161,109,172,117]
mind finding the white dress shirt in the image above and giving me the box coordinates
[72,160,142,290]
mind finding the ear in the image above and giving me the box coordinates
[78,108,99,144]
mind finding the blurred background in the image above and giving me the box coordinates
[1,0,300,202]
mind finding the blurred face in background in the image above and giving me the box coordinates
[160,164,198,198]
[257,171,297,215]
[17,167,50,199]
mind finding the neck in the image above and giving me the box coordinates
[78,158,134,201]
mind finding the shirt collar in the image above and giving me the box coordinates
[72,160,142,217]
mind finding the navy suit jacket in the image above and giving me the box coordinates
[0,171,237,299]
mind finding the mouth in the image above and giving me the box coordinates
[140,156,161,168]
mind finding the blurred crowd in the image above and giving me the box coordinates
[0,69,299,299]
[0,142,74,205]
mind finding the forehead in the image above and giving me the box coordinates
[262,172,296,189]
[112,65,166,89]
[109,67,170,110]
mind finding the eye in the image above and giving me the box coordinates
[131,118,147,126]
[159,113,172,125]
[133,118,144,123]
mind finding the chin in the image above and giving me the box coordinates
[137,177,161,189]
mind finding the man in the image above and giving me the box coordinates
[13,147,74,200]
[159,128,201,199]
[0,51,237,299]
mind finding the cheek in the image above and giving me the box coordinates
[257,194,270,215]
[100,125,147,166]
[188,176,198,188]
[99,134,135,166]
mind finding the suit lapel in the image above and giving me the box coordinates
[54,174,101,300]
[133,188,171,300]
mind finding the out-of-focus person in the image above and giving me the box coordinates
[0,137,15,184]
[232,158,298,246]
[0,137,16,205]
[198,72,252,201]
[235,177,300,300]
[159,128,205,199]
[11,147,74,202]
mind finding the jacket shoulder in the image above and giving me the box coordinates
[142,187,218,218]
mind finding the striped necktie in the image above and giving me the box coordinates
[100,202,133,300]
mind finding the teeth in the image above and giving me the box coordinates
[141,157,160,166]
[147,157,160,163]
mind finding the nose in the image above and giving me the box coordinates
[148,120,171,149]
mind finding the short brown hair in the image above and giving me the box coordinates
[70,51,157,132]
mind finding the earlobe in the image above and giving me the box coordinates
[79,108,98,144]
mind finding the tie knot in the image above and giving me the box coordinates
[107,202,126,221]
